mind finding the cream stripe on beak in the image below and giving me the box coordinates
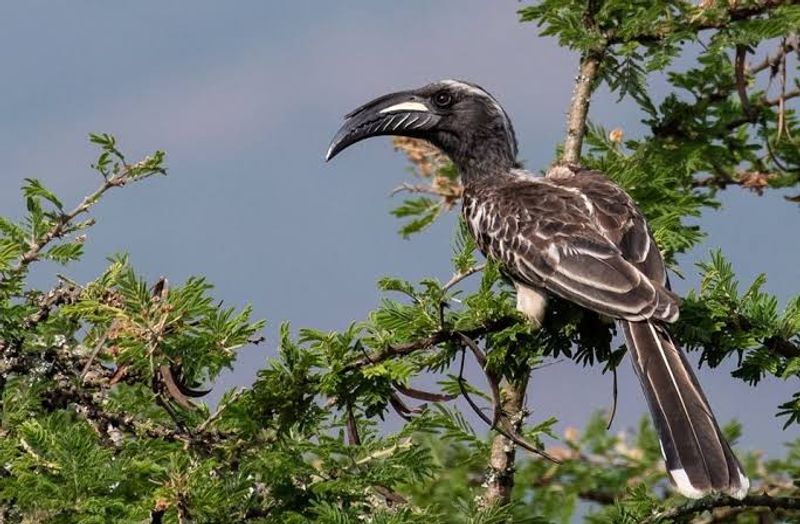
[379,101,430,114]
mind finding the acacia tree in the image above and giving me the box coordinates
[1,2,800,523]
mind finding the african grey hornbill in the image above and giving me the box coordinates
[325,79,749,499]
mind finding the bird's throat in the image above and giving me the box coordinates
[450,146,517,184]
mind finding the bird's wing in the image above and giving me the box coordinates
[542,167,747,499]
[464,176,678,322]
[547,166,668,286]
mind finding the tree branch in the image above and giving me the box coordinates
[480,377,529,508]
[344,317,515,371]
[606,0,797,45]
[41,353,232,453]
[642,494,800,523]
[196,388,244,433]
[13,175,126,275]
[456,334,559,464]
[763,335,800,359]
[442,263,486,291]
[750,35,799,77]
[691,170,778,192]
[563,51,604,164]
[560,0,606,164]
[1,148,165,289]
[724,87,800,131]
[1,286,231,455]
[0,281,83,396]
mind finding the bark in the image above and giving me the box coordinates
[562,52,603,164]
[481,377,529,507]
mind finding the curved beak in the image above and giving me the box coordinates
[325,90,440,161]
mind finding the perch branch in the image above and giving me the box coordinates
[642,494,800,523]
[344,317,515,371]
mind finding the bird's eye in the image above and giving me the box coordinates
[433,91,453,108]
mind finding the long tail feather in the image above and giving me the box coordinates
[622,320,749,499]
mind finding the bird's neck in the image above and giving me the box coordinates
[447,139,516,185]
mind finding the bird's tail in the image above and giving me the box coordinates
[621,320,749,499]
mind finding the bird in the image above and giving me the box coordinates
[325,79,749,500]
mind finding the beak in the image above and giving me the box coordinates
[325,90,439,161]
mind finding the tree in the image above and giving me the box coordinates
[1,1,799,522]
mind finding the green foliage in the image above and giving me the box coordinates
[519,0,800,441]
[675,251,800,427]
[2,2,800,522]
[391,197,442,238]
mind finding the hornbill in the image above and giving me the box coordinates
[325,80,749,499]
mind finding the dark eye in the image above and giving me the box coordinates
[433,91,453,108]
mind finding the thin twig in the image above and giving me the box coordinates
[777,39,793,141]
[456,339,560,464]
[22,283,83,330]
[456,349,499,431]
[394,383,458,402]
[373,485,408,506]
[346,404,361,446]
[390,182,459,199]
[724,88,800,130]
[12,176,126,275]
[81,322,117,382]
[749,33,799,76]
[606,366,618,430]
[438,264,486,332]
[457,333,500,426]
[155,393,189,432]
[442,264,486,291]
[67,384,229,452]
[735,45,754,117]
[344,317,515,371]
[196,388,244,433]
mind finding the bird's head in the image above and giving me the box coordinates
[326,80,518,174]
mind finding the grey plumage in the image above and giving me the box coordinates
[622,321,747,497]
[462,168,679,323]
[327,79,749,499]
[463,164,746,498]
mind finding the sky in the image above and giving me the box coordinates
[0,1,797,462]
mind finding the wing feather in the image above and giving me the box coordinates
[547,166,669,286]
[463,175,678,322]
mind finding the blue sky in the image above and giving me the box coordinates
[1,2,797,458]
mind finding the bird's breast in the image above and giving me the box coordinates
[462,195,517,269]
[462,196,493,254]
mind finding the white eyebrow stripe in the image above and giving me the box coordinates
[379,101,430,114]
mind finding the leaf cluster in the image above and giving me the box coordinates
[3,1,800,521]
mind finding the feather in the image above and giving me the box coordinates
[462,179,680,322]
[623,321,748,498]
